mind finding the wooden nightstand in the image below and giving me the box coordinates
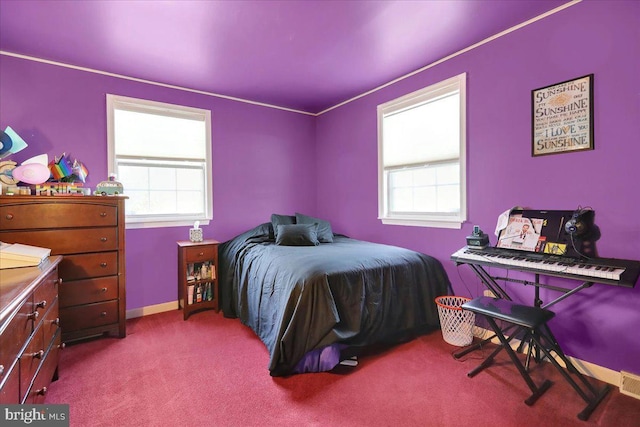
[177,239,220,320]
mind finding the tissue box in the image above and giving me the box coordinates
[189,228,203,242]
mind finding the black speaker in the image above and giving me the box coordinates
[466,225,489,249]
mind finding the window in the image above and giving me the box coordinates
[107,95,212,228]
[377,73,466,228]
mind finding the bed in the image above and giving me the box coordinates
[219,214,451,376]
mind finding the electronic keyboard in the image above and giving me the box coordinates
[451,246,640,288]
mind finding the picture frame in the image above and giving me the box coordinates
[531,74,594,157]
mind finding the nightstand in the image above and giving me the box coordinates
[177,239,220,320]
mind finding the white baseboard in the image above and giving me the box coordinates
[472,326,621,387]
[126,300,178,320]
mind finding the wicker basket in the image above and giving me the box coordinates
[435,296,475,346]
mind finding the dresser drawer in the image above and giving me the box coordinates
[19,325,45,403]
[0,362,19,404]
[60,300,119,333]
[0,299,33,377]
[1,202,117,230]
[33,269,59,316]
[59,277,118,308]
[1,228,118,254]
[184,245,217,263]
[41,298,60,348]
[25,330,61,404]
[59,252,118,281]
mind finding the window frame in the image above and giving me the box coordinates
[377,73,467,229]
[106,94,213,229]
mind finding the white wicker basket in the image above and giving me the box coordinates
[435,296,475,347]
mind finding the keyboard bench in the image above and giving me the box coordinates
[461,296,610,421]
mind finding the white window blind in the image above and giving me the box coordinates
[107,95,212,228]
[377,73,467,228]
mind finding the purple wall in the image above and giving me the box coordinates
[316,1,640,374]
[0,56,317,312]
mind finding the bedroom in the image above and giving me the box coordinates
[1,0,639,425]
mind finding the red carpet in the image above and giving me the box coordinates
[45,310,639,426]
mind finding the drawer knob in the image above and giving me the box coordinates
[5,213,13,220]
[31,350,45,359]
[52,317,60,326]
[0,364,3,376]
[100,237,108,242]
[100,311,107,317]
[36,300,47,310]
[198,252,204,257]
[100,262,108,268]
[59,343,66,350]
[100,212,107,217]
[101,287,108,293]
[36,387,48,396]
[27,311,39,321]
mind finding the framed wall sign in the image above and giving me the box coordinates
[531,74,594,157]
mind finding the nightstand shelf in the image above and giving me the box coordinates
[177,239,220,320]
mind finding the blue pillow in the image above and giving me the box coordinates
[271,213,296,240]
[276,224,320,246]
[295,213,333,243]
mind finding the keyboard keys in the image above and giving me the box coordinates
[452,248,625,281]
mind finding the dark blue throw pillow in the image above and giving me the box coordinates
[276,224,320,246]
[271,213,296,240]
[295,213,334,243]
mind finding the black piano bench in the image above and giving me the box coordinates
[461,296,610,421]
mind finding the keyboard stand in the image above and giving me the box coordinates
[451,245,639,366]
[452,265,595,364]
[461,297,610,421]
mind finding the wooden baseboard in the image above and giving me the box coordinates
[126,301,178,319]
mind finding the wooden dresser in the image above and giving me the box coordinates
[0,196,126,342]
[0,256,63,403]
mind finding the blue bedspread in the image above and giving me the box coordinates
[219,223,451,376]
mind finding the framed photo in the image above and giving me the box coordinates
[531,74,594,157]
